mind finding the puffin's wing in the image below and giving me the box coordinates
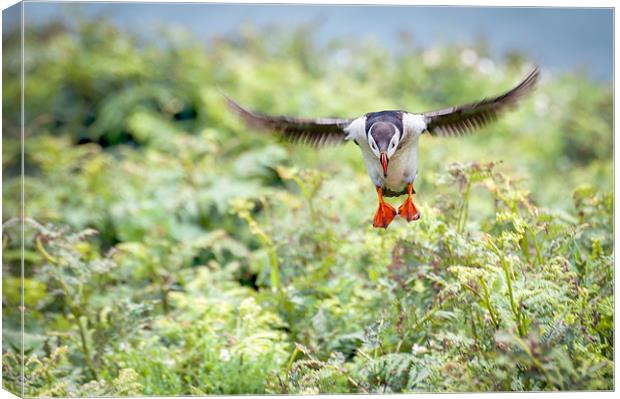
[422,67,540,137]
[225,95,353,148]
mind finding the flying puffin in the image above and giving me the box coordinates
[226,67,539,229]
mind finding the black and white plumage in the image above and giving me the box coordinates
[226,67,540,227]
[225,99,353,148]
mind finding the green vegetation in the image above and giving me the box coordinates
[2,19,613,395]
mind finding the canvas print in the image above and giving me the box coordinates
[1,1,614,396]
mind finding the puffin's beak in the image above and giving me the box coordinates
[380,152,389,177]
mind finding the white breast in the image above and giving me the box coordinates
[344,113,426,191]
[383,138,419,191]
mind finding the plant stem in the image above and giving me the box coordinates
[491,241,527,337]
[520,234,532,265]
[478,277,500,329]
[36,239,98,379]
[286,346,301,373]
[35,236,57,264]
[529,228,543,267]
[458,180,472,234]
[502,258,526,337]
[291,175,317,222]
[73,311,98,380]
[269,247,282,291]
[241,213,281,292]
[160,285,169,314]
[469,307,480,342]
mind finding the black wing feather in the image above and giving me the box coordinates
[423,67,540,137]
[225,95,353,148]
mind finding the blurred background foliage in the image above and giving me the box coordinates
[2,17,613,395]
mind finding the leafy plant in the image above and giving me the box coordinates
[2,16,612,395]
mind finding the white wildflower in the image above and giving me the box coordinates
[477,58,495,75]
[535,94,550,116]
[460,49,478,67]
[423,49,441,67]
[412,343,428,355]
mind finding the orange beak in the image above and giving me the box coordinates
[380,152,389,177]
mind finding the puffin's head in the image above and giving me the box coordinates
[367,121,400,177]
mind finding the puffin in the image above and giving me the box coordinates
[226,67,539,229]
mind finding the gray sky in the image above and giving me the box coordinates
[3,2,614,80]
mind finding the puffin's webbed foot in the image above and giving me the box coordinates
[398,183,420,222]
[372,186,396,229]
[373,201,397,229]
[398,197,420,222]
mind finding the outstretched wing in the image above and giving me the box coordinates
[225,95,354,148]
[422,67,540,137]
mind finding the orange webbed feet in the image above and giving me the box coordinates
[398,183,420,222]
[372,186,397,229]
[373,200,397,229]
[398,196,420,222]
